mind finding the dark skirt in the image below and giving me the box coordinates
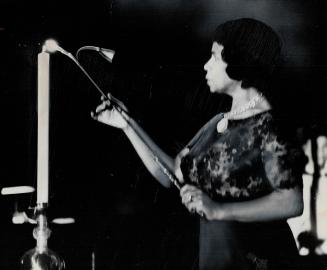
[199,219,300,270]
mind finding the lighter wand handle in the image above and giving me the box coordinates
[58,48,181,190]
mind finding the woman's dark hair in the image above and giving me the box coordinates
[214,18,282,94]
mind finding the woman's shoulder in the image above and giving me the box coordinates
[258,110,297,141]
[251,109,295,137]
[260,110,307,174]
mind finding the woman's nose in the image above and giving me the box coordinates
[204,57,212,71]
[204,60,209,71]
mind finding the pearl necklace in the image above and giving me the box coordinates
[216,93,263,133]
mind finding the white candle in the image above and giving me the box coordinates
[37,49,50,204]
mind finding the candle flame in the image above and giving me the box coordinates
[44,39,59,53]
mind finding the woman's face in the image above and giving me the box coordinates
[204,42,235,94]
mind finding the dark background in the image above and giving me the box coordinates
[0,0,327,269]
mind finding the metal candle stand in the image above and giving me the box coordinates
[20,204,65,270]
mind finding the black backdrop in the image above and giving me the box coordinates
[1,1,327,269]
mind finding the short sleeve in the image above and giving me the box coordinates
[261,130,306,189]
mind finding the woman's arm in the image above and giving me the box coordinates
[180,184,303,222]
[218,186,303,222]
[123,117,175,188]
[92,99,183,188]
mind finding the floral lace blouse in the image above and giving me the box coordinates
[180,110,304,203]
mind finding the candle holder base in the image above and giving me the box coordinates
[20,204,65,270]
[21,247,65,270]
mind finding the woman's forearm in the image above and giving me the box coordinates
[216,186,303,222]
[123,117,174,188]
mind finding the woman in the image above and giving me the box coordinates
[92,18,305,269]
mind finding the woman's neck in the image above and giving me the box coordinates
[228,86,271,119]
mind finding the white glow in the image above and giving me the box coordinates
[52,217,75,224]
[44,39,60,53]
[299,247,309,256]
[1,186,35,195]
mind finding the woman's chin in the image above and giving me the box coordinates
[209,87,221,94]
[207,85,217,93]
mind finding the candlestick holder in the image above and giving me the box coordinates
[20,204,65,270]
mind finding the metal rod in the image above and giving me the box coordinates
[57,48,181,190]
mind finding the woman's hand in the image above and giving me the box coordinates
[91,96,129,130]
[180,184,225,221]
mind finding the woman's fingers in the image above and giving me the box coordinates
[180,184,199,197]
[181,187,200,204]
[185,200,206,217]
[91,98,114,120]
[181,189,201,205]
[90,111,97,120]
[182,193,193,204]
[95,102,107,114]
[179,187,208,218]
[91,100,128,130]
